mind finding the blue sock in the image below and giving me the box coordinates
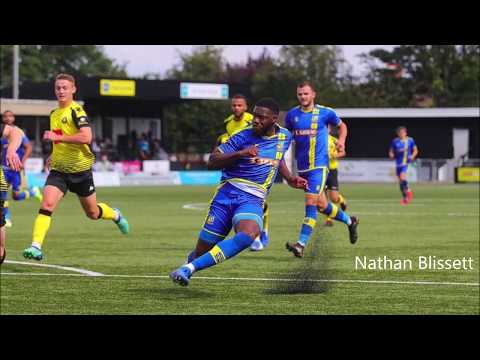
[323,202,351,226]
[298,205,318,247]
[400,180,408,197]
[13,191,28,201]
[190,232,254,272]
[4,206,11,220]
[186,250,196,263]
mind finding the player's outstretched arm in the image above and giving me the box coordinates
[208,146,257,170]
[3,125,23,171]
[411,146,419,161]
[335,148,346,159]
[388,148,395,159]
[43,127,92,145]
[22,141,33,165]
[336,121,348,152]
[279,160,308,190]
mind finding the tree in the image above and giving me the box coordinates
[0,45,127,93]
[163,46,229,153]
[252,45,356,108]
[359,45,480,107]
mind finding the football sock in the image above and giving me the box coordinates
[322,202,352,226]
[187,250,196,263]
[13,190,31,201]
[3,201,11,220]
[97,203,119,221]
[400,180,408,198]
[338,194,346,206]
[190,232,253,272]
[298,205,318,247]
[32,209,52,249]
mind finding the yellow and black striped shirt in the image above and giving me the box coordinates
[0,124,8,192]
[50,101,95,173]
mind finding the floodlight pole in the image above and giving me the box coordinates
[13,45,20,99]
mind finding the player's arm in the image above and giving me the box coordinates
[2,125,23,171]
[388,144,395,159]
[335,121,348,152]
[411,146,419,161]
[22,140,33,165]
[334,148,346,159]
[279,160,308,190]
[207,146,257,170]
[43,126,92,145]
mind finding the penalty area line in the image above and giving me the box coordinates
[3,260,104,277]
[0,272,478,287]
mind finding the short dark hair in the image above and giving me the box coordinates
[56,73,76,85]
[231,94,247,102]
[255,98,280,115]
[396,126,407,133]
[297,80,316,92]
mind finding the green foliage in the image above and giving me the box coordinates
[0,45,127,91]
[163,46,230,153]
[360,45,480,107]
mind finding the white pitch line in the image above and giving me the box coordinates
[182,203,478,217]
[1,272,478,287]
[182,203,208,210]
[4,260,104,277]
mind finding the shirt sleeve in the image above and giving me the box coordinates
[21,135,30,146]
[410,138,417,148]
[326,109,341,127]
[72,106,90,128]
[283,131,293,156]
[218,130,246,154]
[390,139,395,151]
[284,111,293,131]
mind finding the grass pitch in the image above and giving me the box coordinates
[1,183,478,314]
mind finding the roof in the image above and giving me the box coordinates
[335,108,479,118]
[0,98,84,116]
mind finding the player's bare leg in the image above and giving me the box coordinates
[78,193,129,234]
[185,239,216,263]
[23,185,64,260]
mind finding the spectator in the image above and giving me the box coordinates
[93,152,115,172]
[92,137,101,158]
[137,133,151,160]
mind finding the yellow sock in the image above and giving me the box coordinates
[262,202,270,234]
[98,203,117,221]
[338,194,346,205]
[32,213,52,248]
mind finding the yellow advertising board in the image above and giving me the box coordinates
[456,167,480,183]
[100,79,136,96]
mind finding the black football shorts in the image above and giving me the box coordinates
[45,169,96,197]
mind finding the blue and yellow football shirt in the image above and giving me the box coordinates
[390,137,416,167]
[218,125,292,199]
[285,105,341,172]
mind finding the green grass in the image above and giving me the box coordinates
[1,183,479,314]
